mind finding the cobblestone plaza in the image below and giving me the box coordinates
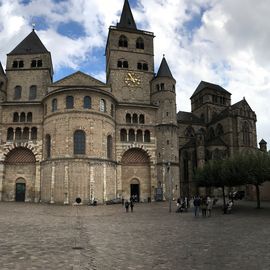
[0,201,269,270]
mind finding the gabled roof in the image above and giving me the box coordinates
[191,81,231,99]
[8,30,49,55]
[177,111,204,124]
[117,0,137,30]
[231,98,253,112]
[51,71,106,87]
[156,56,175,80]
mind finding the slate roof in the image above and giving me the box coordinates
[231,98,252,111]
[191,81,231,99]
[8,30,49,55]
[156,56,174,79]
[177,111,204,124]
[259,139,267,145]
[117,0,137,30]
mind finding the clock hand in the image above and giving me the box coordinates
[128,73,135,82]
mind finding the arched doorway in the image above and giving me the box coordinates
[15,178,26,202]
[130,178,140,202]
[4,147,36,202]
[121,148,150,202]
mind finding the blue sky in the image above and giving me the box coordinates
[1,0,270,145]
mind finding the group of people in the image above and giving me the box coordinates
[193,195,213,217]
[123,197,136,212]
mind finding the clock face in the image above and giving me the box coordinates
[124,72,141,87]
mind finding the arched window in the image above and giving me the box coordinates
[27,112,32,122]
[123,61,128,68]
[139,114,145,124]
[29,85,37,100]
[137,62,142,70]
[216,123,224,136]
[119,35,128,47]
[14,86,22,100]
[120,129,127,142]
[66,96,74,109]
[107,135,113,159]
[22,127,29,140]
[144,130,150,142]
[12,61,18,68]
[136,37,144,49]
[243,122,250,146]
[7,128,13,141]
[132,114,138,123]
[15,128,22,140]
[20,112,26,122]
[83,96,91,109]
[137,130,143,142]
[118,59,128,68]
[100,99,106,112]
[13,112,19,122]
[126,113,131,123]
[19,60,24,68]
[52,98,57,112]
[185,126,195,137]
[31,127,37,140]
[129,129,135,142]
[74,130,86,154]
[45,134,51,158]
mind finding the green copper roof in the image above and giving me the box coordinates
[117,0,137,30]
[9,30,49,55]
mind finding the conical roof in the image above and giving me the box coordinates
[156,56,174,79]
[8,30,49,55]
[259,139,267,145]
[117,0,137,29]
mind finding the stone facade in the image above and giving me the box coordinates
[0,0,265,204]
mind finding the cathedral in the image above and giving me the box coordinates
[0,0,261,204]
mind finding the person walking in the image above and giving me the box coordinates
[193,196,201,217]
[125,200,130,212]
[130,200,134,212]
[207,196,213,217]
[201,197,207,217]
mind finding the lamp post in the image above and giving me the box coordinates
[167,162,172,213]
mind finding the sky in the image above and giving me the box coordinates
[0,0,270,146]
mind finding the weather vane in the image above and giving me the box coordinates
[32,23,36,31]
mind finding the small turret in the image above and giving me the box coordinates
[259,139,267,152]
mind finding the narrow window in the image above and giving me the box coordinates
[52,98,57,112]
[100,99,106,112]
[22,127,29,140]
[160,83,165,90]
[144,130,150,142]
[19,60,24,68]
[20,112,26,122]
[31,60,37,67]
[126,113,131,123]
[27,112,32,122]
[7,128,13,141]
[156,84,160,91]
[142,63,148,71]
[117,60,122,68]
[137,130,143,142]
[45,134,51,158]
[66,96,74,109]
[139,114,145,124]
[129,129,135,142]
[132,114,138,123]
[29,85,37,100]
[243,122,250,146]
[136,37,144,49]
[123,61,128,68]
[12,61,18,68]
[15,128,22,140]
[74,130,86,154]
[107,135,113,159]
[120,129,127,142]
[37,60,42,67]
[31,127,37,140]
[14,86,22,100]
[137,62,142,70]
[13,112,19,122]
[83,96,91,109]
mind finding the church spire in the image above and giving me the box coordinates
[117,0,137,30]
[156,56,174,80]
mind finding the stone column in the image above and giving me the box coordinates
[89,165,94,201]
[150,164,156,201]
[64,164,69,204]
[116,164,122,198]
[34,162,41,203]
[0,163,4,201]
[50,162,55,203]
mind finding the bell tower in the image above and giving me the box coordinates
[106,0,155,104]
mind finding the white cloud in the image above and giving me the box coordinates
[0,0,269,145]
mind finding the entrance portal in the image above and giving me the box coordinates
[16,183,26,202]
[130,183,140,202]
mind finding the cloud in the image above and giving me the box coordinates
[0,0,269,145]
